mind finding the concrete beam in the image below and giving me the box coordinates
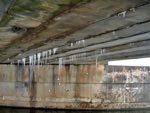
[10,3,150,62]
[1,0,149,62]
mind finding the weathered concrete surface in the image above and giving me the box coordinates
[0,0,150,64]
[0,64,150,110]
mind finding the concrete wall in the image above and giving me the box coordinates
[0,64,150,110]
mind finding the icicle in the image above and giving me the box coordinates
[44,51,47,57]
[96,56,98,76]
[45,51,48,63]
[48,49,52,56]
[42,51,46,58]
[102,49,106,53]
[22,58,26,66]
[71,43,73,47]
[112,31,118,38]
[53,48,58,55]
[29,55,35,91]
[81,40,85,44]
[112,31,116,36]
[78,40,81,44]
[130,8,135,12]
[100,49,103,54]
[11,62,13,65]
[75,41,78,45]
[29,58,34,93]
[29,56,33,65]
[29,56,31,65]
[42,51,48,64]
[59,57,63,75]
[81,40,85,46]
[37,53,41,65]
[18,60,21,65]
[118,11,127,18]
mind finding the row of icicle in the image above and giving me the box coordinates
[16,39,86,65]
[16,42,108,65]
[17,48,58,65]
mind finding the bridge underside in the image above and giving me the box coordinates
[0,0,150,64]
[0,0,150,110]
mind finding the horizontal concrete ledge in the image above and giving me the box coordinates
[0,101,150,110]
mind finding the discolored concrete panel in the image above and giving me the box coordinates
[0,64,150,110]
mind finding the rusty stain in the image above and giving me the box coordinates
[80,102,91,108]
[0,65,150,109]
[65,104,73,109]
